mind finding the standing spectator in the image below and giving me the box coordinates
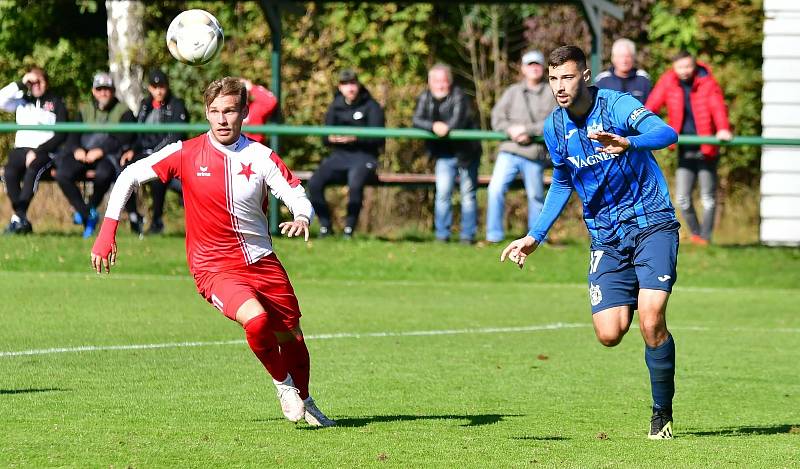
[240,78,278,144]
[120,69,189,235]
[595,38,651,104]
[0,65,68,234]
[56,72,136,238]
[485,50,556,243]
[646,51,732,245]
[308,69,384,238]
[412,63,482,243]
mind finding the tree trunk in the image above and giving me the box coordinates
[106,0,145,114]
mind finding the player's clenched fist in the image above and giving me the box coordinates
[500,235,539,269]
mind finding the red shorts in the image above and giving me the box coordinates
[193,253,301,330]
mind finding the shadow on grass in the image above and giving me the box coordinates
[511,436,570,441]
[332,413,520,428]
[0,388,66,395]
[256,413,522,428]
[686,424,800,437]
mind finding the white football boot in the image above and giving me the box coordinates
[303,397,337,427]
[273,375,305,422]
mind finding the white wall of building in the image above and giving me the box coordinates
[762,0,800,245]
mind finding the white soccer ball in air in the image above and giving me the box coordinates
[166,9,224,66]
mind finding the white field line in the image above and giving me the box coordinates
[1,323,590,358]
[2,322,800,359]
[1,270,798,295]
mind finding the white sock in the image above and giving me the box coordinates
[273,374,294,387]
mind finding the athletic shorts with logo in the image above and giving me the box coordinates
[586,220,679,314]
[193,253,301,330]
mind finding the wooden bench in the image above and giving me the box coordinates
[2,168,549,188]
[292,170,551,188]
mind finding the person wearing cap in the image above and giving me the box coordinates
[594,38,651,104]
[485,50,556,243]
[240,78,278,144]
[120,69,189,235]
[412,63,482,243]
[55,71,136,238]
[307,69,385,238]
[0,65,69,234]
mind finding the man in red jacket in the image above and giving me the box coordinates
[240,78,278,144]
[646,51,732,245]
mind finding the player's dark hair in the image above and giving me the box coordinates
[204,76,247,110]
[548,45,587,70]
[672,50,694,62]
[26,65,48,82]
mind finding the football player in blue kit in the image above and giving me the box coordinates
[501,45,680,439]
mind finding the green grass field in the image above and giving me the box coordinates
[1,234,799,468]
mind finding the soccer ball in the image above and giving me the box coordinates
[166,9,224,66]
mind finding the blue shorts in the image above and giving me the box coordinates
[586,221,680,314]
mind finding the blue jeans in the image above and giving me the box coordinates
[434,156,479,241]
[485,151,545,242]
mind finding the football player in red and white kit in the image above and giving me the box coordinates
[90,77,335,427]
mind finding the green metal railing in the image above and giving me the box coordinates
[2,123,800,146]
[2,122,798,234]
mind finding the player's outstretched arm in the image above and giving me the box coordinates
[279,216,310,242]
[500,235,539,269]
[91,219,118,274]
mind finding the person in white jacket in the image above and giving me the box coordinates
[0,65,68,234]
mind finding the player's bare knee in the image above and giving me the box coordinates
[640,321,668,347]
[595,330,624,347]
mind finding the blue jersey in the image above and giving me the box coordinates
[533,88,677,243]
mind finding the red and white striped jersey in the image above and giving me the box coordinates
[104,132,312,274]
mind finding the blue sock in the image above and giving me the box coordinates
[645,333,675,412]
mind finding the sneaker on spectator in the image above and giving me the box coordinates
[147,219,164,235]
[72,211,83,225]
[16,218,33,235]
[4,215,22,235]
[129,212,144,237]
[342,226,354,239]
[689,234,709,246]
[318,226,332,238]
[83,207,99,239]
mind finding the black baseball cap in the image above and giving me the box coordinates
[338,69,358,83]
[149,69,168,86]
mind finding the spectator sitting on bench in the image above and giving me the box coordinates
[56,72,137,238]
[120,69,188,235]
[308,69,385,239]
[0,65,68,234]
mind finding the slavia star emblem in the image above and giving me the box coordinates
[238,162,255,181]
